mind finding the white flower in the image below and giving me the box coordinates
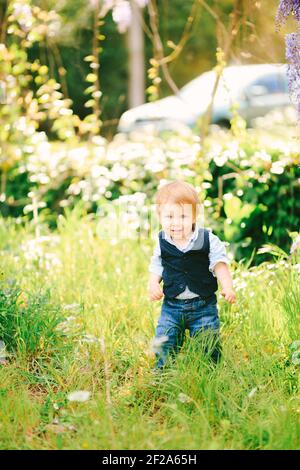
[270,161,285,175]
[13,2,33,31]
[234,281,247,291]
[248,387,258,399]
[67,391,91,402]
[63,303,81,311]
[278,405,287,413]
[80,334,101,344]
[112,1,132,33]
[178,393,192,404]
[214,154,227,167]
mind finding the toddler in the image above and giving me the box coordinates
[148,180,236,370]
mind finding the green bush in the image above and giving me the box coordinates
[1,126,299,263]
[0,283,74,361]
[203,131,300,261]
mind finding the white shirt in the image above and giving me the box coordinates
[148,224,229,299]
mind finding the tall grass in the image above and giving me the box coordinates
[0,285,76,361]
[0,211,299,450]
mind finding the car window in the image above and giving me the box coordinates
[178,67,288,109]
[249,74,287,94]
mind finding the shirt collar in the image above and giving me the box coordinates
[164,222,200,245]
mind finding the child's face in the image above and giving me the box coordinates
[159,203,195,240]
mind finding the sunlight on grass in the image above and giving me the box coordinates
[0,210,299,450]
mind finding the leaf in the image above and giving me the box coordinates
[39,65,49,76]
[84,85,96,95]
[86,73,97,83]
[257,244,289,258]
[224,196,241,220]
[224,223,238,240]
[84,55,95,62]
[84,100,95,108]
[240,203,255,220]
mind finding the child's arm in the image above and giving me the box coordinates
[148,238,164,301]
[208,231,236,304]
[148,273,163,301]
[149,272,162,283]
[214,262,236,303]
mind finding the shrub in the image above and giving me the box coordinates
[0,283,75,362]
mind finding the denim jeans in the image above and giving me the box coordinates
[154,295,221,369]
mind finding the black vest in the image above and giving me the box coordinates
[159,228,218,299]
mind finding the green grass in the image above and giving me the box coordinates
[0,210,299,450]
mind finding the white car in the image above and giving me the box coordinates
[118,63,290,133]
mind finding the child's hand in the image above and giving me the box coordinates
[221,288,236,304]
[148,281,164,301]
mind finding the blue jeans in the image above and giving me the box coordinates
[154,295,221,369]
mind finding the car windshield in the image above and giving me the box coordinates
[178,66,281,107]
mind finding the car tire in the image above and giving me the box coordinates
[215,119,231,129]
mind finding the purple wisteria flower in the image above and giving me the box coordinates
[286,32,300,116]
[276,0,300,30]
[276,1,300,120]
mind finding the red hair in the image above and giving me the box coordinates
[155,180,199,222]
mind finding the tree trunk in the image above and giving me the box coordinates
[128,0,145,108]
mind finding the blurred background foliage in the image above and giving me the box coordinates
[0,0,288,136]
[0,0,299,265]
